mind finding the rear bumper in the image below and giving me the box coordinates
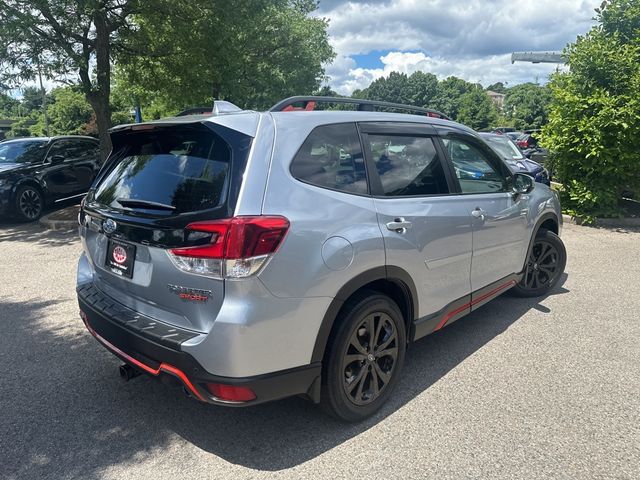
[77,284,321,406]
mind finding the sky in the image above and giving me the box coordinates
[8,0,598,99]
[316,0,599,95]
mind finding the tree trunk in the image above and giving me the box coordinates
[87,9,113,163]
[87,93,113,163]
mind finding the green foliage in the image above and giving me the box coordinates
[503,83,552,130]
[358,72,494,125]
[45,87,93,135]
[431,76,476,119]
[8,117,34,137]
[360,72,411,105]
[541,0,640,219]
[407,71,439,108]
[0,91,20,117]
[457,87,498,130]
[486,82,507,94]
[117,0,334,112]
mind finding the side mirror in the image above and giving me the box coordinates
[512,172,534,195]
[47,154,65,165]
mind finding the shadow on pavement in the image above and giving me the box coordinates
[0,211,78,248]
[1,276,568,478]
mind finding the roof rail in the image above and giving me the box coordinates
[269,96,451,121]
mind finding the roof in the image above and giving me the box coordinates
[110,109,473,140]
[269,110,474,134]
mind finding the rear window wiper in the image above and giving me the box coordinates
[116,198,176,211]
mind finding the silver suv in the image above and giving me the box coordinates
[77,97,566,422]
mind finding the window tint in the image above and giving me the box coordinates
[290,123,367,195]
[443,138,508,194]
[47,140,76,159]
[94,126,231,215]
[367,135,449,196]
[0,140,47,164]
[78,140,100,158]
[49,139,98,160]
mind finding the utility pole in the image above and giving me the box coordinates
[36,58,50,136]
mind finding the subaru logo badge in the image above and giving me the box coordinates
[103,218,117,235]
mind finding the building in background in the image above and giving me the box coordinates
[486,90,505,111]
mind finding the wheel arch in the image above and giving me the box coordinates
[521,212,559,273]
[12,178,46,200]
[311,266,418,363]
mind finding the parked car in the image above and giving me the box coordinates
[515,133,539,149]
[490,127,517,134]
[0,136,101,221]
[77,97,566,422]
[479,133,550,186]
[505,131,523,142]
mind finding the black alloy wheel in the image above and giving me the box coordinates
[342,312,398,406]
[512,229,566,297]
[523,240,560,289]
[15,186,44,222]
[321,291,406,422]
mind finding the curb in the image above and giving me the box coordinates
[39,208,79,232]
[562,214,640,228]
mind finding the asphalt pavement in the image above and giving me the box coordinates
[0,221,638,479]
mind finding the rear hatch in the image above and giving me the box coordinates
[80,120,253,333]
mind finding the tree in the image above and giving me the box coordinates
[504,83,552,130]
[408,71,439,109]
[431,76,476,119]
[0,91,20,117]
[486,82,507,94]
[359,72,411,105]
[116,0,334,112]
[44,87,93,135]
[456,87,498,130]
[541,0,640,220]
[0,0,152,159]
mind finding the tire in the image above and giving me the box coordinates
[14,185,44,222]
[320,291,406,422]
[512,229,566,297]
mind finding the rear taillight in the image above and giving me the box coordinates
[168,216,289,279]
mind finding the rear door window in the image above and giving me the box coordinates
[93,125,231,215]
[290,123,367,195]
[366,135,449,196]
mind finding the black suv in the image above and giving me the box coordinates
[0,136,101,221]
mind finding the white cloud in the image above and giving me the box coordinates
[318,0,597,94]
[328,51,568,95]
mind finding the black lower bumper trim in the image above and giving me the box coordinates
[78,293,322,406]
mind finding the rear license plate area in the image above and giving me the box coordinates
[105,239,136,279]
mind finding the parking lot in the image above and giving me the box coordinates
[1,220,638,480]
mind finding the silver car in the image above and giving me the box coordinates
[77,97,566,422]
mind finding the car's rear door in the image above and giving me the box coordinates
[42,139,80,198]
[70,139,100,192]
[360,122,473,334]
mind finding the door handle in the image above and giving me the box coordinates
[386,217,412,233]
[471,207,486,219]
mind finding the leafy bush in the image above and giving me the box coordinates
[541,0,640,221]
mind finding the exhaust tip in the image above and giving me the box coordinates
[119,363,141,381]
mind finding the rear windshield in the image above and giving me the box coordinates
[94,125,231,215]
